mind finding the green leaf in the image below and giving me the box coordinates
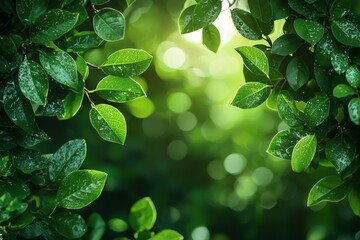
[0,154,13,177]
[129,197,157,232]
[66,31,103,52]
[231,82,271,109]
[94,76,146,103]
[0,132,16,151]
[49,139,86,183]
[50,212,87,239]
[288,0,317,19]
[19,220,46,239]
[9,211,35,230]
[63,1,89,27]
[231,8,262,40]
[150,230,184,240]
[178,0,221,34]
[75,54,89,81]
[12,149,49,174]
[3,80,35,134]
[30,9,78,45]
[0,36,17,61]
[87,213,105,240]
[291,135,317,173]
[304,96,330,128]
[331,19,360,47]
[126,0,136,7]
[18,60,48,105]
[314,60,332,94]
[202,24,220,53]
[89,104,127,144]
[40,50,78,90]
[286,56,309,91]
[16,0,48,25]
[271,34,304,56]
[348,190,360,216]
[293,19,324,45]
[90,0,110,5]
[330,0,352,20]
[270,0,293,20]
[56,170,107,209]
[348,97,360,125]
[346,65,360,88]
[248,0,272,23]
[267,129,307,160]
[333,84,356,98]
[331,49,349,74]
[0,178,30,200]
[307,176,349,206]
[58,91,84,120]
[236,46,269,76]
[16,125,50,148]
[93,8,125,42]
[315,34,336,68]
[101,49,152,77]
[325,134,356,173]
[108,218,128,233]
[276,91,302,127]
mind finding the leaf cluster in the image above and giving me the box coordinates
[179,0,360,215]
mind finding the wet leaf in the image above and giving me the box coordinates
[236,46,269,76]
[51,212,87,239]
[291,135,317,173]
[231,82,271,109]
[130,197,157,232]
[231,8,262,40]
[348,97,360,125]
[93,8,125,42]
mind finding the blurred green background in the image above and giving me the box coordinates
[38,0,360,239]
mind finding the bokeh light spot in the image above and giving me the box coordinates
[207,160,226,180]
[142,115,167,138]
[167,140,187,160]
[177,111,197,131]
[191,226,210,240]
[167,92,192,113]
[127,98,155,118]
[235,176,257,200]
[260,191,277,209]
[163,47,187,69]
[251,167,273,186]
[224,153,247,175]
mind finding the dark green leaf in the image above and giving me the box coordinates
[20,220,47,239]
[346,65,360,88]
[248,0,272,23]
[30,9,78,44]
[0,132,16,151]
[231,8,262,40]
[129,197,157,232]
[307,176,349,206]
[3,80,35,134]
[314,60,332,94]
[90,0,110,5]
[286,56,309,91]
[231,82,271,109]
[0,177,30,199]
[348,97,360,125]
[18,60,48,105]
[50,212,87,239]
[288,0,318,19]
[331,19,360,47]
[95,76,146,103]
[270,0,293,20]
[49,139,86,183]
[349,190,360,216]
[66,31,103,52]
[291,135,317,173]
[101,49,152,77]
[325,134,356,173]
[236,46,269,76]
[267,129,307,160]
[293,19,324,45]
[16,0,48,26]
[40,50,78,90]
[330,0,352,19]
[304,96,330,128]
[202,24,220,53]
[277,91,302,127]
[63,1,89,27]
[333,84,356,98]
[56,170,107,209]
[150,230,184,240]
[89,104,127,144]
[9,211,35,230]
[87,213,105,240]
[12,148,49,174]
[271,34,304,56]
[0,154,13,177]
[331,49,349,74]
[0,36,17,60]
[315,34,336,68]
[93,8,125,42]
[179,0,221,34]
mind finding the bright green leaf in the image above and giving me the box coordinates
[331,49,349,74]
[126,0,135,7]
[293,19,324,45]
[307,176,349,206]
[18,60,48,105]
[150,230,184,240]
[346,65,360,88]
[286,56,309,91]
[202,24,220,53]
[236,46,269,76]
[89,104,127,144]
[51,212,87,239]
[277,91,302,127]
[93,8,125,42]
[94,76,146,103]
[49,139,86,183]
[333,84,356,98]
[30,9,78,45]
[231,82,271,109]
[231,8,262,40]
[331,19,360,47]
[87,213,105,240]
[348,97,360,125]
[56,170,107,209]
[291,135,317,173]
[348,190,360,216]
[129,197,157,232]
[3,80,35,134]
[40,50,78,90]
[101,49,152,77]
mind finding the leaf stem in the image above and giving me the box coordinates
[84,88,96,107]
